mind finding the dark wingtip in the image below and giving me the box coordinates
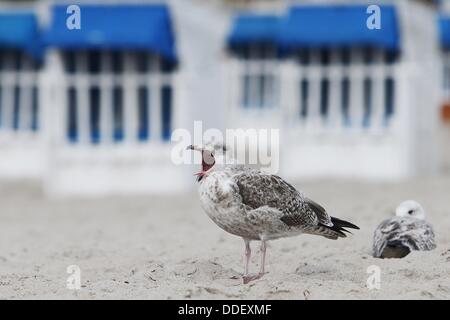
[319,217,360,239]
[331,217,360,230]
[335,230,347,237]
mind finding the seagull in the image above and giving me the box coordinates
[187,143,359,283]
[372,200,436,259]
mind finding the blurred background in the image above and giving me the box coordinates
[1,0,450,300]
[0,0,449,197]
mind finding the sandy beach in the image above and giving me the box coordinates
[1,175,449,300]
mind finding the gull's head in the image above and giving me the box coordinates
[395,200,426,220]
[186,144,217,181]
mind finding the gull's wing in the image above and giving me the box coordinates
[233,172,333,228]
[373,217,436,257]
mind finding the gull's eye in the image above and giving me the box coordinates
[408,209,414,215]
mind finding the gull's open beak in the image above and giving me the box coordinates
[187,145,207,180]
[186,145,203,152]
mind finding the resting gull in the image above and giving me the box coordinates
[372,200,436,259]
[187,143,359,283]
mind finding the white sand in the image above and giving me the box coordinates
[0,177,450,300]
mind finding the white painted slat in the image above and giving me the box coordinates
[76,51,90,144]
[123,52,138,144]
[370,50,386,132]
[306,50,321,132]
[389,63,401,130]
[230,59,241,122]
[262,62,274,108]
[1,51,15,131]
[249,47,260,108]
[327,50,343,130]
[18,54,32,131]
[238,60,248,109]
[349,48,364,129]
[146,54,154,142]
[100,51,112,144]
[150,55,161,141]
[59,77,68,144]
[47,51,66,145]
[1,84,14,131]
[19,84,32,131]
[444,52,450,100]
[261,46,277,110]
[281,60,297,125]
[295,56,307,130]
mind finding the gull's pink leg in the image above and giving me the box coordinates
[231,238,251,281]
[259,240,267,275]
[244,239,251,276]
[243,240,267,284]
